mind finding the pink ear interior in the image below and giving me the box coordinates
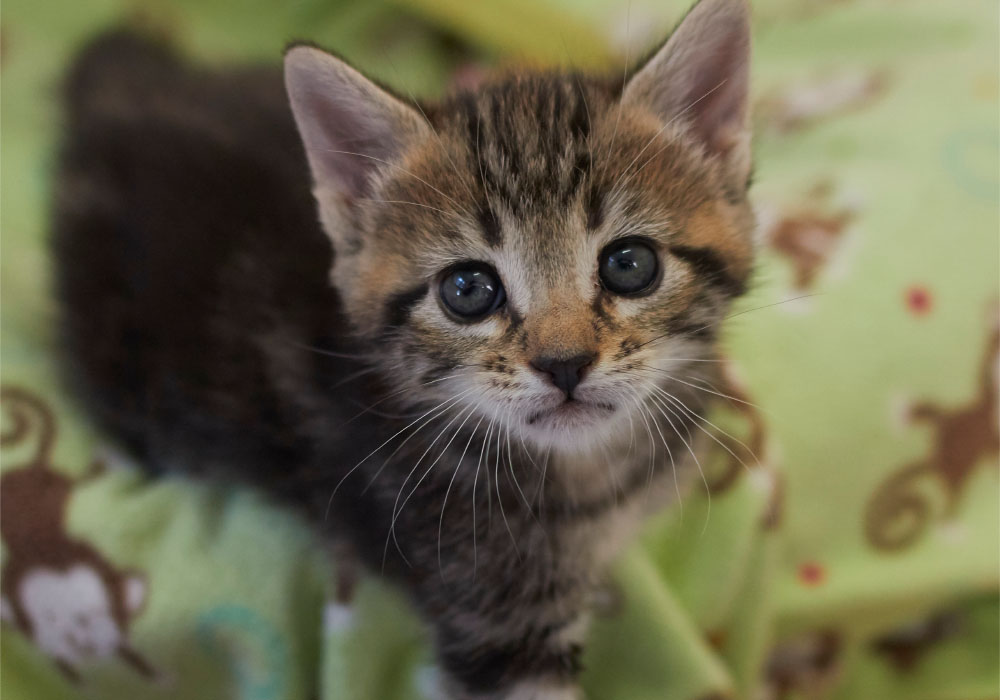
[284,47,426,203]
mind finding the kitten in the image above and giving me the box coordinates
[52,0,754,697]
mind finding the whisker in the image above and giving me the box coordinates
[329,366,378,389]
[624,403,637,458]
[634,293,825,352]
[472,414,498,580]
[495,409,520,560]
[643,384,711,535]
[655,388,759,474]
[361,409,456,499]
[288,341,370,361]
[321,149,472,218]
[439,411,487,581]
[610,79,728,197]
[505,418,543,539]
[357,197,455,218]
[654,357,726,363]
[337,373,466,429]
[517,429,541,473]
[533,443,553,511]
[635,367,762,411]
[377,53,479,205]
[384,402,478,569]
[631,392,678,513]
[325,388,473,517]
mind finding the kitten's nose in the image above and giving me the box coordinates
[531,353,597,397]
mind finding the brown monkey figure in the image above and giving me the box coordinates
[768,209,852,292]
[0,386,155,682]
[759,181,857,293]
[865,310,1000,551]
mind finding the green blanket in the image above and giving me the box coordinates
[2,1,997,698]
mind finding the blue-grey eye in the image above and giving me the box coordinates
[599,238,659,296]
[439,263,506,320]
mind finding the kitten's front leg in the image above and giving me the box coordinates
[427,576,592,700]
[435,624,589,700]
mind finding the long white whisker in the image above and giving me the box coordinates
[645,387,712,536]
[634,295,825,357]
[533,442,553,510]
[376,53,479,205]
[287,341,371,361]
[338,372,467,430]
[624,402,637,457]
[505,416,532,513]
[472,414,497,579]
[357,197,455,217]
[610,79,728,197]
[656,389,759,473]
[384,402,477,568]
[358,389,475,497]
[640,368,762,411]
[322,149,472,217]
[325,388,473,518]
[495,409,520,560]
[631,392,679,512]
[438,412,486,580]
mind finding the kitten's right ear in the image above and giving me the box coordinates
[284,46,430,211]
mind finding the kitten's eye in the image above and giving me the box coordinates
[439,263,506,320]
[599,238,659,296]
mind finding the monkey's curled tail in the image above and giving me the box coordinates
[1,386,56,469]
[864,461,937,552]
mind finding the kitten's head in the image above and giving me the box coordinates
[286,0,754,453]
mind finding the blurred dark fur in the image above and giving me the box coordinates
[56,33,350,482]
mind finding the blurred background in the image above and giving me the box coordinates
[1,1,997,699]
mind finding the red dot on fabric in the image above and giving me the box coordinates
[798,562,826,586]
[905,286,932,315]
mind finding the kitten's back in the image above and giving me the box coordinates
[52,31,349,485]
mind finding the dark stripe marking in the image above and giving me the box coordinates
[383,284,428,330]
[477,205,502,247]
[669,244,746,297]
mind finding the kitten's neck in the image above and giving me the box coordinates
[543,432,660,507]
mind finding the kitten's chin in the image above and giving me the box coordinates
[520,399,622,452]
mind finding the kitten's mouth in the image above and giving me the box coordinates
[525,399,615,426]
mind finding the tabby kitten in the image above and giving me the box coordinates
[53,0,754,697]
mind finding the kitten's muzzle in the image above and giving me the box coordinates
[530,352,597,398]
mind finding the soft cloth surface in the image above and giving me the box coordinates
[1,0,997,698]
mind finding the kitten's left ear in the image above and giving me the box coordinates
[623,0,751,186]
[284,46,431,219]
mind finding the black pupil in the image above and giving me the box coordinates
[601,241,657,294]
[442,268,501,317]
